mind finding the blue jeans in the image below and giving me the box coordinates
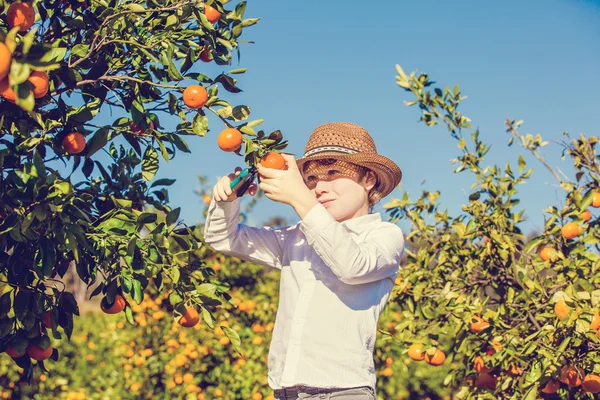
[273,386,375,400]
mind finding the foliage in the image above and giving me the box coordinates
[0,0,285,380]
[384,65,600,399]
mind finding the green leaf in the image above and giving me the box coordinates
[85,127,110,158]
[150,179,176,188]
[71,44,90,58]
[133,280,143,304]
[14,290,31,321]
[222,326,242,352]
[192,113,209,136]
[40,238,56,277]
[202,307,214,329]
[137,213,157,224]
[0,292,12,318]
[166,208,181,226]
[142,146,159,181]
[67,97,102,124]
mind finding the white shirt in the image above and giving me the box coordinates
[203,198,405,392]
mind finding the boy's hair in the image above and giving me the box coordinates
[301,158,381,212]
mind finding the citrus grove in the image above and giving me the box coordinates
[1,0,599,399]
[0,0,289,385]
[384,66,600,399]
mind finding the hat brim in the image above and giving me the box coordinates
[296,152,402,199]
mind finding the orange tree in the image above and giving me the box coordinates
[383,65,600,399]
[0,0,287,381]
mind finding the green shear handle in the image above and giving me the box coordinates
[229,167,258,197]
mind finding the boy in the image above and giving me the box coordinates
[204,122,404,400]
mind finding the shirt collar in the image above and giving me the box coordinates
[340,212,382,233]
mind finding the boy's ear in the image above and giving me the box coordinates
[365,171,377,190]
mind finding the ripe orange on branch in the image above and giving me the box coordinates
[559,364,584,388]
[7,2,36,32]
[407,343,425,361]
[178,307,200,328]
[0,78,16,103]
[539,247,557,261]
[5,345,25,358]
[582,374,600,394]
[469,315,490,333]
[540,379,560,394]
[592,191,600,207]
[101,294,126,314]
[582,209,592,222]
[217,128,242,152]
[0,43,11,81]
[200,48,213,63]
[554,299,570,320]
[590,312,600,330]
[561,222,580,240]
[62,132,86,154]
[204,4,221,23]
[182,85,208,109]
[424,348,446,366]
[28,71,49,98]
[27,343,53,361]
[260,152,286,170]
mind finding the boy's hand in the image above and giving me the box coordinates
[257,154,318,216]
[213,167,258,202]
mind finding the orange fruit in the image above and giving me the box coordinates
[203,195,212,205]
[539,247,557,261]
[424,349,446,366]
[204,4,221,23]
[507,364,523,376]
[5,345,25,358]
[0,43,11,81]
[182,85,208,109]
[469,315,490,333]
[488,340,502,354]
[42,310,52,329]
[260,152,286,170]
[582,209,592,222]
[178,307,200,328]
[200,48,213,63]
[28,71,49,98]
[474,355,492,374]
[101,294,126,314]
[217,128,243,152]
[593,191,600,207]
[540,379,559,394]
[474,372,496,390]
[382,367,393,377]
[559,364,584,388]
[0,78,17,103]
[590,313,600,330]
[582,374,600,394]
[27,343,53,361]
[554,299,570,320]
[62,132,86,154]
[407,343,425,361]
[561,222,580,240]
[251,393,263,400]
[7,2,36,32]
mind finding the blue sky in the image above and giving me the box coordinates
[148,0,600,235]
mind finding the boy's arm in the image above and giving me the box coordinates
[203,197,285,270]
[299,204,404,285]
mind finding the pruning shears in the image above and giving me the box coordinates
[229,166,258,197]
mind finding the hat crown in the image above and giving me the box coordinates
[303,122,377,155]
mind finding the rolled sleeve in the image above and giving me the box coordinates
[204,198,286,270]
[300,205,404,285]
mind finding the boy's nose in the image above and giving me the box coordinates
[314,179,330,194]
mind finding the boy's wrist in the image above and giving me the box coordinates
[292,189,319,219]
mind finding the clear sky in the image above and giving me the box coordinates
[148,0,600,235]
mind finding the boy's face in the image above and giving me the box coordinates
[301,159,376,222]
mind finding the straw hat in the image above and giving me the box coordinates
[296,122,402,199]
